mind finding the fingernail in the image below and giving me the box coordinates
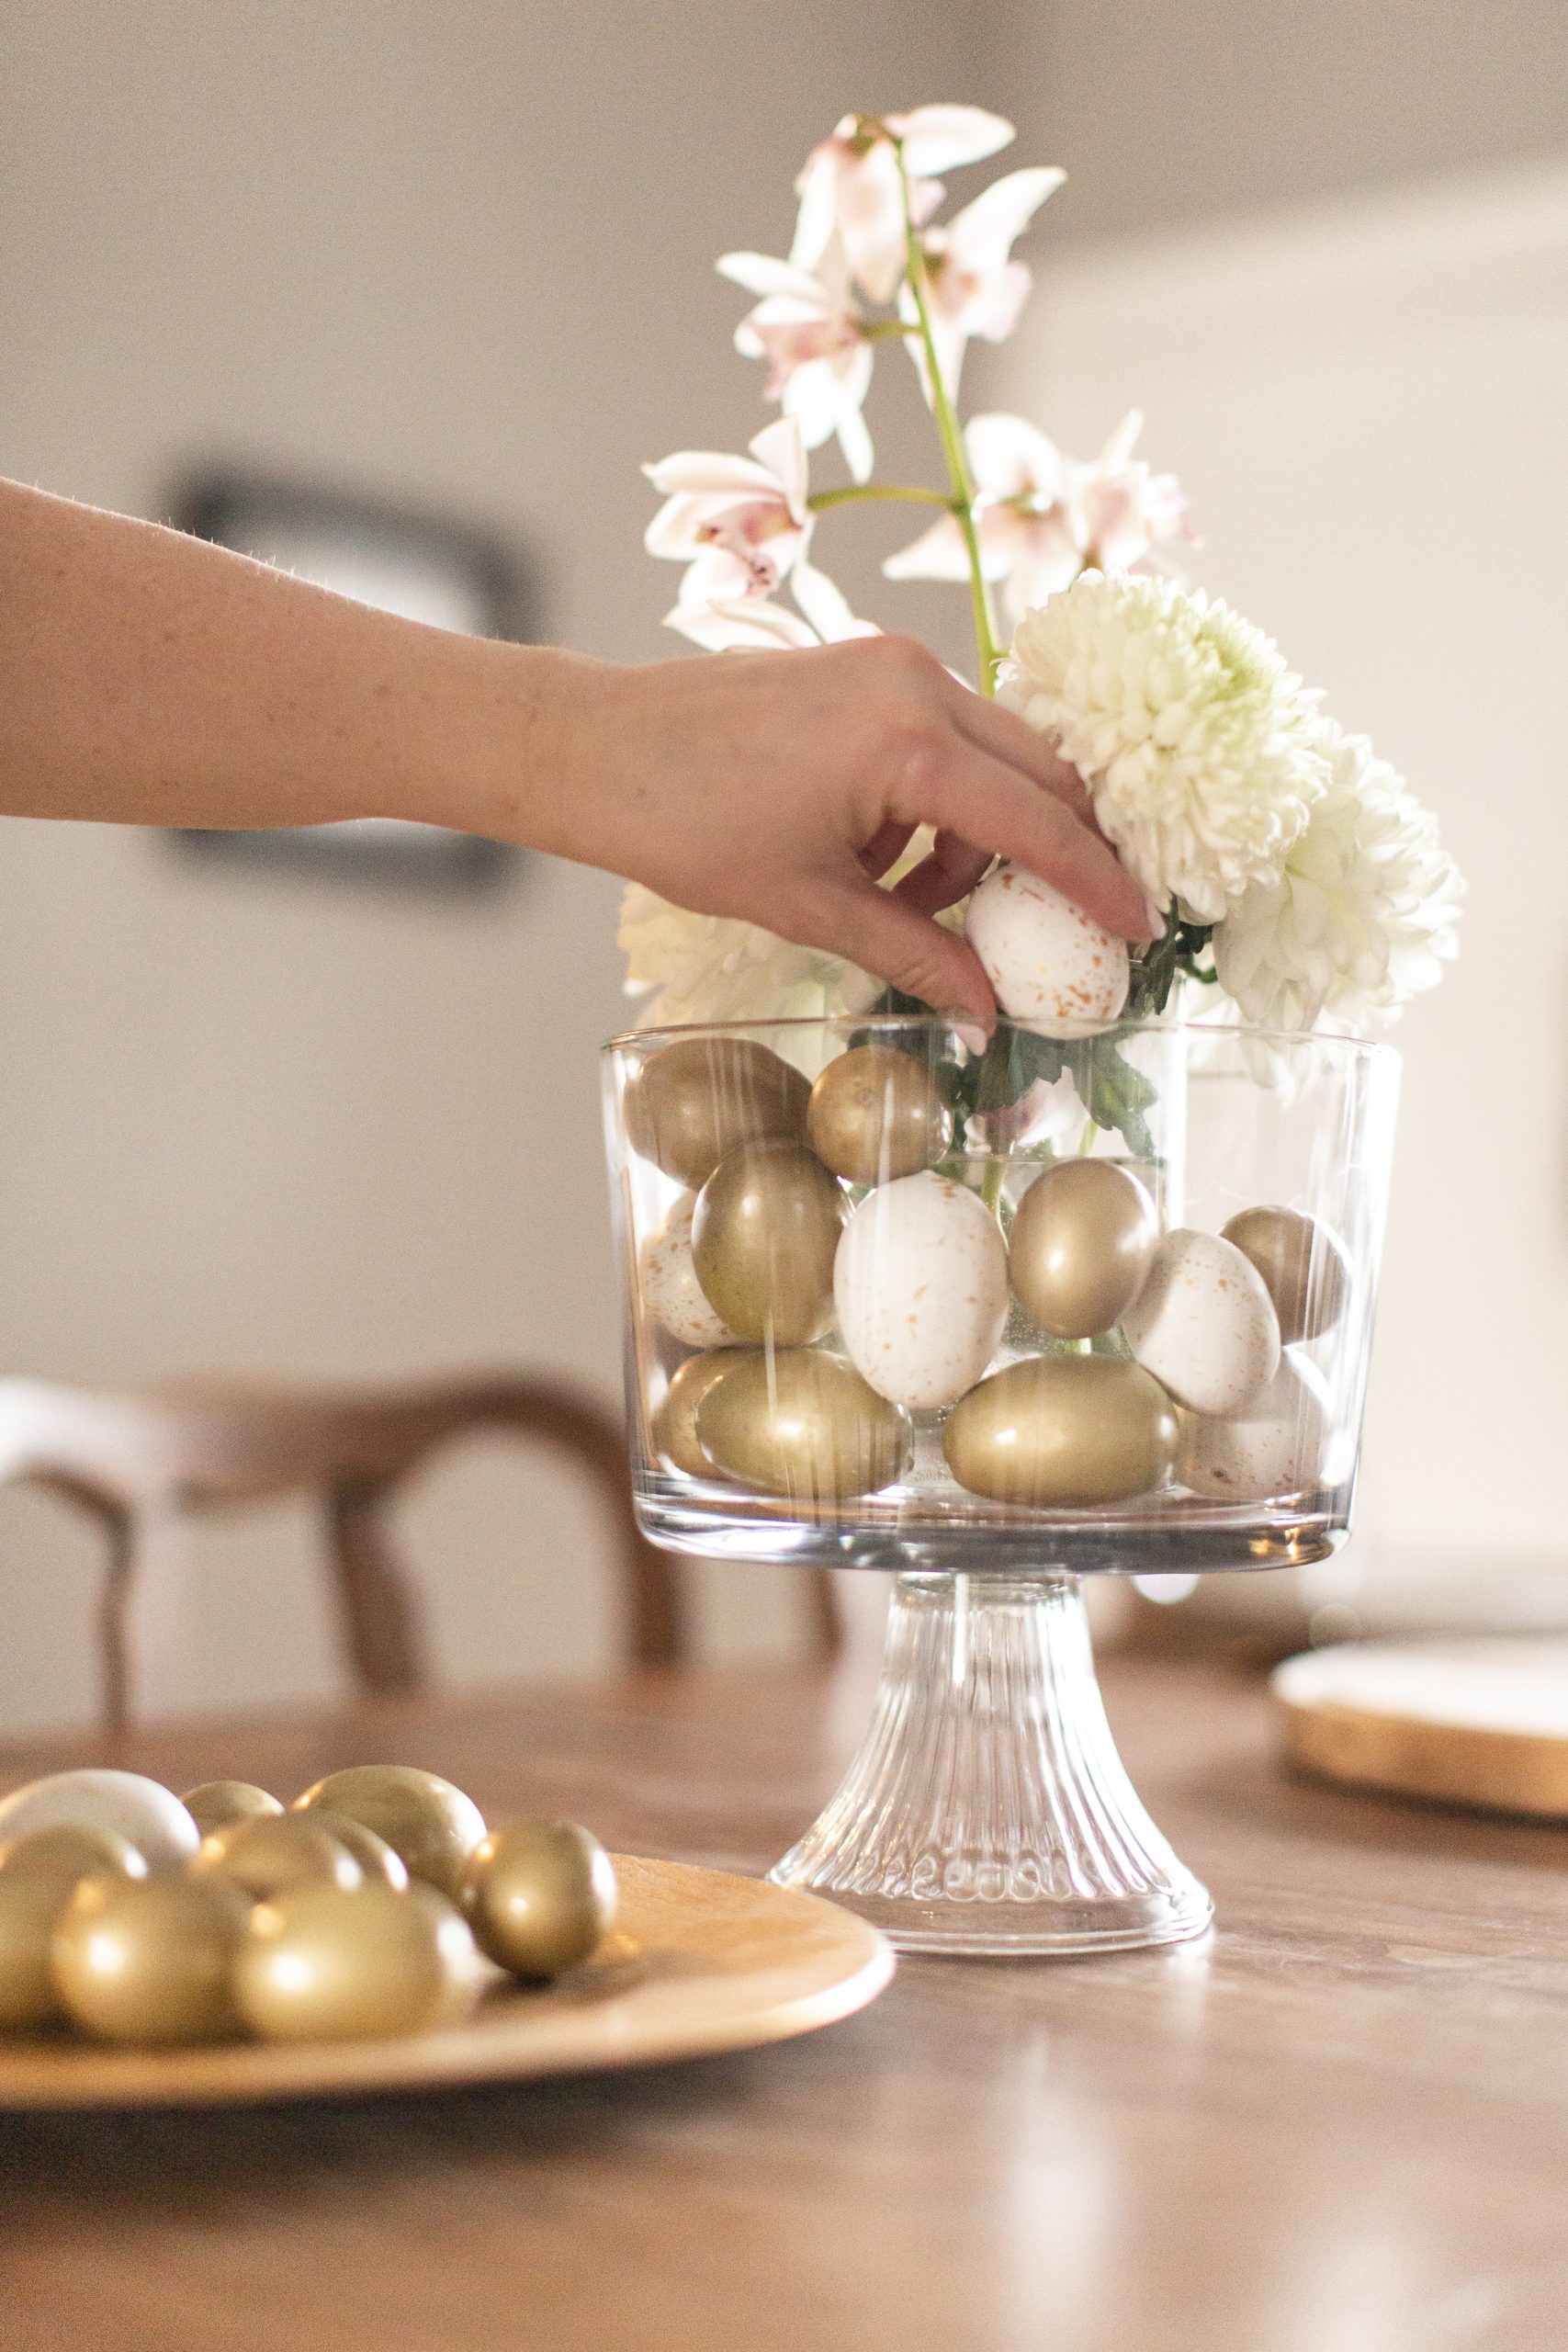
[952,1019,990,1057]
[1143,895,1167,938]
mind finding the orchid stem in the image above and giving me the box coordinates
[895,142,1002,697]
[807,484,953,514]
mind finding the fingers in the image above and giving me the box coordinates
[857,818,916,883]
[892,829,992,917]
[818,877,998,1028]
[912,739,1157,941]
[938,673,1097,826]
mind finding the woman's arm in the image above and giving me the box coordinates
[0,480,1153,1023]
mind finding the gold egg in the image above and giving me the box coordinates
[692,1139,847,1344]
[458,1819,617,1979]
[650,1348,749,1478]
[406,1882,496,2022]
[301,1812,410,1891]
[0,1822,148,1888]
[624,1037,810,1188]
[292,1767,486,1899]
[807,1045,953,1185]
[1009,1160,1158,1340]
[191,1814,365,1902]
[180,1780,284,1838]
[234,1883,468,2042]
[0,1872,78,2030]
[695,1349,912,1502]
[1223,1206,1349,1344]
[943,1355,1179,1506]
[52,1873,250,2045]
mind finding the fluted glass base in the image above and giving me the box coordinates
[770,1573,1213,1956]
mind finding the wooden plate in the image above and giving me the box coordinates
[1273,1637,1568,1817]
[0,1855,894,2110]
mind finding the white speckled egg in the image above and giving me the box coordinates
[964,864,1130,1038]
[833,1171,1009,1410]
[0,1770,200,1871]
[639,1193,734,1348]
[1179,1352,1329,1502]
[1122,1228,1280,1415]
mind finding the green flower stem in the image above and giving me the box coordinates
[807,484,953,514]
[895,142,1002,696]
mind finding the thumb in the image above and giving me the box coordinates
[826,879,998,1031]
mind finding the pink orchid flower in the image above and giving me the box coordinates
[664,559,880,652]
[884,411,1192,621]
[717,242,875,484]
[643,418,813,606]
[899,168,1065,399]
[790,106,1015,305]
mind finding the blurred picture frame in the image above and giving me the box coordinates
[169,468,532,891]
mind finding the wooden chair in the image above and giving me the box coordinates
[0,1371,842,1730]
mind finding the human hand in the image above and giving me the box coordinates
[542,635,1156,1028]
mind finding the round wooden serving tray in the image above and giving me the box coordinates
[1273,1637,1568,1817]
[0,1854,894,2109]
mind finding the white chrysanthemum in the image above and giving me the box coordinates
[617,884,878,1028]
[998,572,1327,920]
[1211,725,1463,1033]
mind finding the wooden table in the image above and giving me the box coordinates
[3,1654,1566,2352]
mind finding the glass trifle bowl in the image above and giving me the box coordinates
[603,1012,1399,1956]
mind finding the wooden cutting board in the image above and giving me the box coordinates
[1272,1637,1568,1817]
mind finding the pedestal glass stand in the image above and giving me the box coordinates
[771,1570,1210,1953]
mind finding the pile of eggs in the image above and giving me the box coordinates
[0,1763,616,2048]
[627,1034,1350,1513]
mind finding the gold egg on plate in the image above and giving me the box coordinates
[179,1780,285,1838]
[1223,1206,1349,1344]
[1009,1160,1158,1340]
[650,1348,747,1478]
[943,1354,1179,1506]
[807,1045,953,1186]
[301,1811,410,1891]
[624,1037,810,1188]
[234,1883,474,2042]
[458,1819,618,1979]
[292,1767,487,1899]
[52,1873,250,2045]
[0,1872,79,2030]
[0,1822,148,1889]
[191,1814,365,1902]
[695,1349,912,1503]
[692,1139,847,1345]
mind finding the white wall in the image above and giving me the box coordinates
[0,1,996,1732]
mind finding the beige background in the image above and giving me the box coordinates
[1,2,1562,1730]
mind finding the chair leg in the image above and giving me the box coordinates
[327,1484,425,1694]
[807,1569,844,1665]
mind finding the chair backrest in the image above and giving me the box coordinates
[0,1372,841,1729]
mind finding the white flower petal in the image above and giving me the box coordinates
[664,597,818,651]
[716,250,824,300]
[889,105,1017,174]
[642,449,790,499]
[945,166,1065,269]
[882,513,973,582]
[791,560,880,642]
[836,394,874,486]
[964,412,1065,500]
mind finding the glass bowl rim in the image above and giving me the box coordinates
[603,1010,1400,1067]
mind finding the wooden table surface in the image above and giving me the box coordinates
[3,1653,1566,2352]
